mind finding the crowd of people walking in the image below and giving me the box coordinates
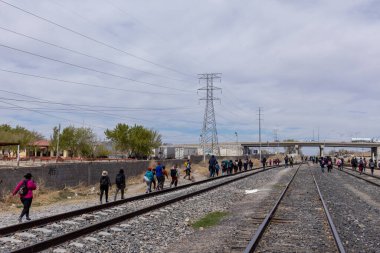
[12,153,379,223]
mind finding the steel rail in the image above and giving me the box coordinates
[343,165,380,180]
[339,168,380,187]
[9,164,285,253]
[313,175,346,253]
[0,164,285,236]
[243,164,302,253]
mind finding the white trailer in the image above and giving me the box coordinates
[175,147,198,159]
[163,147,176,159]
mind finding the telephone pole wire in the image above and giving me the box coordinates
[198,73,222,159]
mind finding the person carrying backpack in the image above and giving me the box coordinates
[144,168,154,193]
[233,160,239,173]
[243,159,248,171]
[238,159,243,172]
[99,171,111,204]
[327,158,333,173]
[221,160,228,175]
[184,160,191,180]
[289,156,294,168]
[262,157,267,169]
[12,173,37,223]
[215,161,220,176]
[228,160,234,174]
[369,159,375,176]
[209,155,217,177]
[114,169,126,201]
[284,155,289,168]
[358,158,364,174]
[170,164,179,187]
[248,159,253,170]
[155,162,166,190]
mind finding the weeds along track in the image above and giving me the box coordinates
[244,164,345,253]
[0,164,287,253]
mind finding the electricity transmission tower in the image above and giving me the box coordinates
[198,73,222,158]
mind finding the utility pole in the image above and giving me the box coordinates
[273,128,278,154]
[318,127,320,142]
[258,107,263,162]
[235,131,238,155]
[56,124,61,162]
[198,73,222,160]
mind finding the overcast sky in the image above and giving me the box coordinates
[1,0,380,145]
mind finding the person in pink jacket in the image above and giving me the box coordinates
[12,173,37,222]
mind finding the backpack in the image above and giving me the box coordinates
[115,174,124,186]
[170,168,177,177]
[19,180,28,196]
[100,176,109,186]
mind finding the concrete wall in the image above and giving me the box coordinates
[0,159,185,198]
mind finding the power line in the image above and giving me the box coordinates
[221,86,251,114]
[104,0,166,43]
[0,26,187,82]
[0,0,192,77]
[0,89,161,124]
[0,100,107,130]
[0,68,188,96]
[0,97,193,111]
[0,43,194,93]
[0,106,195,114]
[0,90,202,127]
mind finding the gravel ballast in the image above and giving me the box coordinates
[314,166,380,253]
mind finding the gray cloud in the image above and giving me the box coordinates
[0,0,379,146]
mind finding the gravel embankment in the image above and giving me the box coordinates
[52,166,297,253]
[0,167,274,252]
[314,166,380,253]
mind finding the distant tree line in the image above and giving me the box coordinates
[0,124,43,153]
[0,123,161,159]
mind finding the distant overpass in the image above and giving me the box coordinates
[240,141,380,158]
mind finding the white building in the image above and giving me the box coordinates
[175,147,198,159]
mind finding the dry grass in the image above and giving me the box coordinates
[0,179,99,212]
[0,168,163,212]
[191,161,210,177]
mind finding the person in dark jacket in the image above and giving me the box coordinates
[12,173,37,223]
[262,157,267,169]
[100,171,111,204]
[238,159,243,172]
[114,169,126,201]
[209,155,217,177]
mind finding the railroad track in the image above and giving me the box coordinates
[0,164,288,253]
[339,167,380,187]
[243,164,345,253]
[0,164,282,236]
